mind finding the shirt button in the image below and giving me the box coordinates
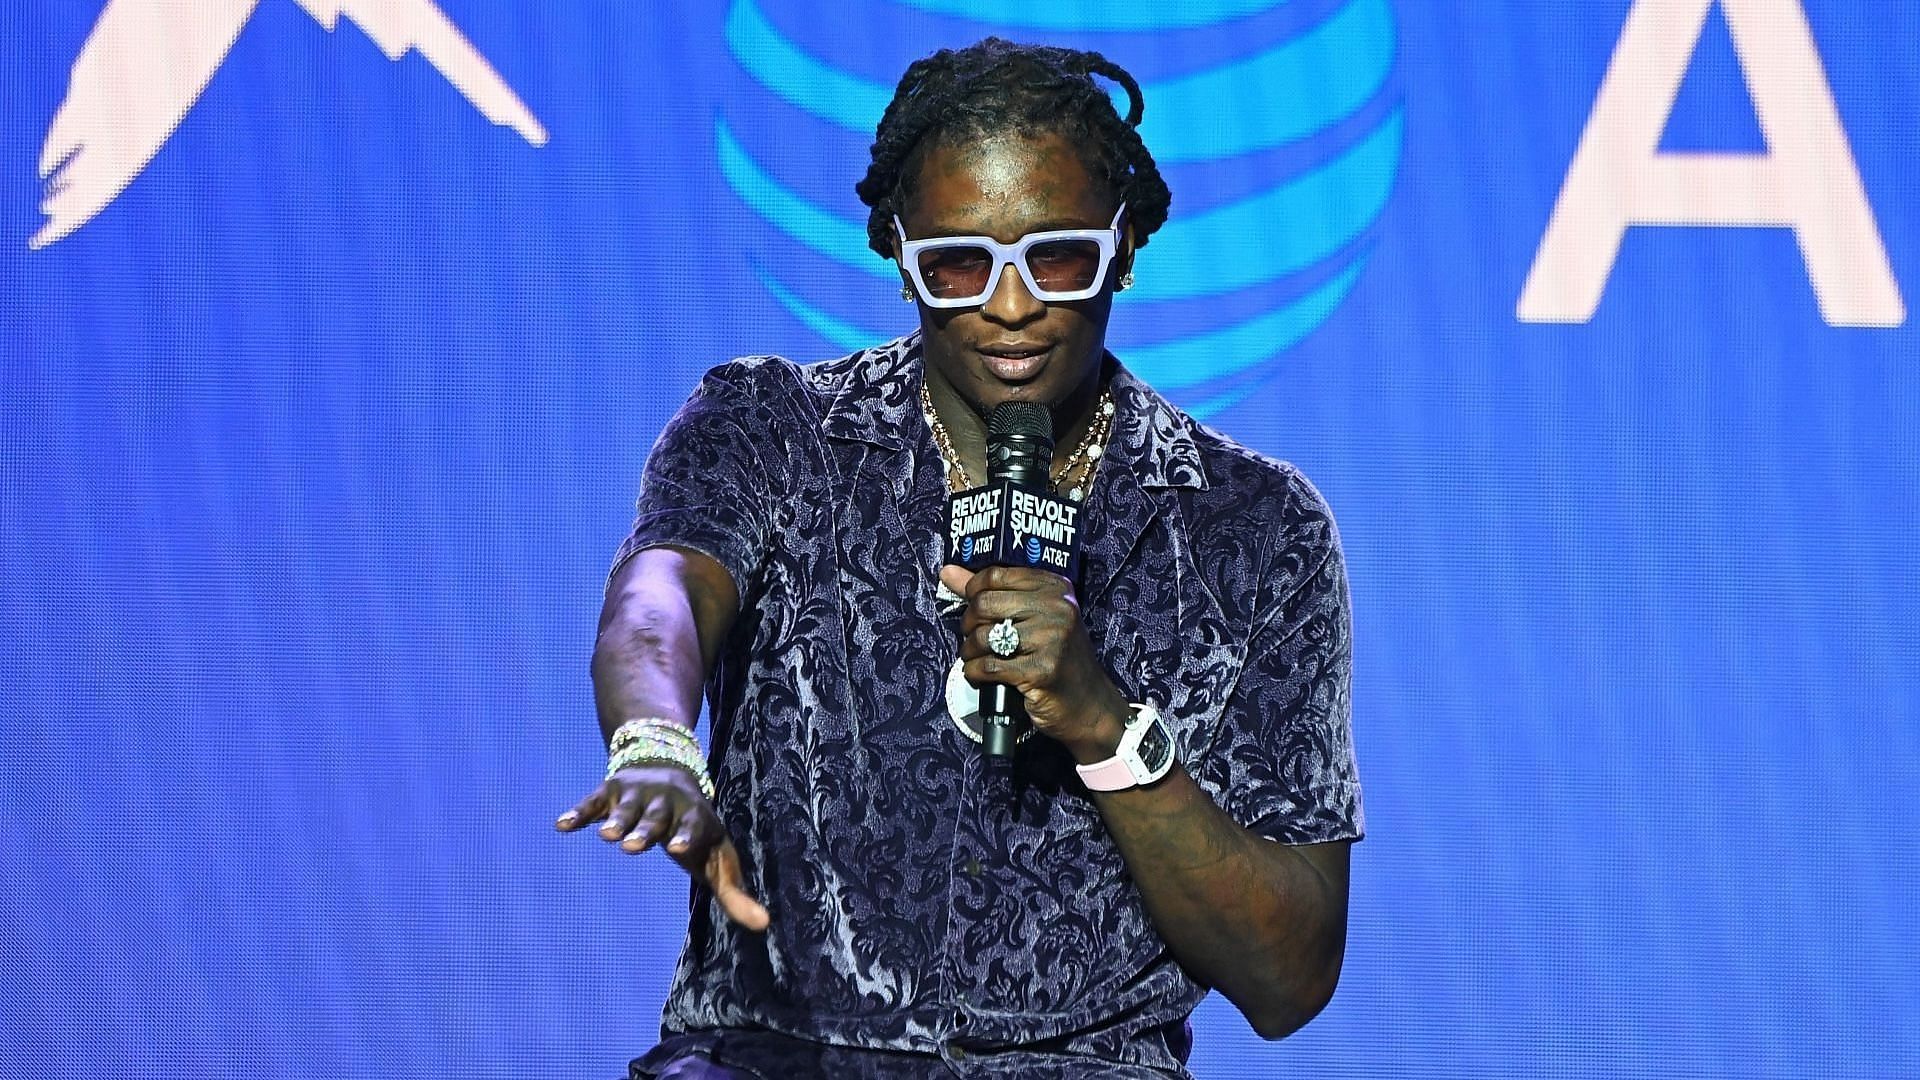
[964,856,982,878]
[948,1042,968,1060]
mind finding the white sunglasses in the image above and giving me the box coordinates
[894,204,1127,308]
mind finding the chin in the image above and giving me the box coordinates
[967,377,1062,415]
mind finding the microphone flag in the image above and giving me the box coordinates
[945,482,1084,582]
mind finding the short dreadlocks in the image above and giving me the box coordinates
[854,38,1172,258]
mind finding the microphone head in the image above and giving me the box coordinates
[988,401,1053,441]
[986,401,1055,484]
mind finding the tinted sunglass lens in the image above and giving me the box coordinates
[1025,239,1103,293]
[917,246,995,299]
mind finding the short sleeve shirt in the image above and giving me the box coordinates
[614,334,1362,1078]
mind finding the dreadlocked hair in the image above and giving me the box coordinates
[854,38,1172,258]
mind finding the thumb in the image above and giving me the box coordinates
[939,564,974,595]
[706,840,771,932]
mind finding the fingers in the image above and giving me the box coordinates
[556,777,769,933]
[957,608,1066,662]
[553,783,609,831]
[958,650,1022,689]
[662,801,724,862]
[620,795,676,854]
[961,590,1030,625]
[662,808,771,932]
[943,566,1079,672]
[597,782,649,843]
[706,841,771,932]
[957,617,1076,689]
[949,564,1067,599]
[949,568,1076,627]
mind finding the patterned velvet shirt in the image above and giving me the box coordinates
[614,334,1363,1079]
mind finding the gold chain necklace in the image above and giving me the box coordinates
[920,382,1115,501]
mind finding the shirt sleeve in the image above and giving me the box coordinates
[1194,474,1364,845]
[607,360,779,604]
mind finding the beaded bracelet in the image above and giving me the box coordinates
[606,718,714,800]
[610,717,699,752]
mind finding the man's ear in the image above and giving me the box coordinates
[891,235,914,293]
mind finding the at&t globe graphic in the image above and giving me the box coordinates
[716,0,1400,416]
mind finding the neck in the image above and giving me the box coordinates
[924,363,1107,486]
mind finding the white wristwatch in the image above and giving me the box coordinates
[1075,703,1176,791]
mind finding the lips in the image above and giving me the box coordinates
[976,342,1051,382]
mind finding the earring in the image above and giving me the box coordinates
[1117,271,1135,292]
[900,284,915,301]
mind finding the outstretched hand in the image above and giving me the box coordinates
[555,763,770,931]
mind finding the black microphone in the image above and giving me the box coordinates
[945,403,1088,757]
[980,402,1054,756]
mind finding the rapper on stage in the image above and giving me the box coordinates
[557,38,1364,1079]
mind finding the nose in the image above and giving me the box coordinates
[980,260,1044,326]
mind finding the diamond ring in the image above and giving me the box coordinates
[987,618,1021,658]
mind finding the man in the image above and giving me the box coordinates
[558,38,1363,1079]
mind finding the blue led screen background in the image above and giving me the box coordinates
[2,2,1915,1076]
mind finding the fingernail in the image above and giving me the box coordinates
[669,835,690,850]
[555,811,577,827]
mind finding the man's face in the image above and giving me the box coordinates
[895,131,1130,421]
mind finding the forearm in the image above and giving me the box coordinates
[567,549,768,931]
[591,547,738,745]
[943,561,1353,1035]
[591,598,704,744]
[1066,712,1348,1038]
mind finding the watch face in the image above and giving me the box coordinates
[1135,719,1173,772]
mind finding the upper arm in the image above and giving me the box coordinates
[1274,836,1353,971]
[1247,835,1353,1038]
[1195,470,1364,845]
[1289,837,1351,908]
[607,360,781,606]
[606,358,783,608]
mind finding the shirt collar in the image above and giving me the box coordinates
[1103,356,1210,492]
[822,331,1210,492]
